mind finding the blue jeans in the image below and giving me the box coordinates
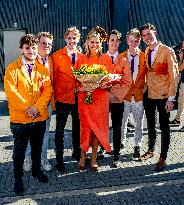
[25,103,52,161]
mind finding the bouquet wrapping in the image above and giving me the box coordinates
[73,64,121,104]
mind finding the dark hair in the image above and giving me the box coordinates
[139,23,156,35]
[19,34,39,48]
[109,29,122,41]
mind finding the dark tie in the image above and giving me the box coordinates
[71,53,76,65]
[148,49,154,68]
[130,55,136,73]
[41,58,46,66]
[27,64,32,78]
[111,56,114,64]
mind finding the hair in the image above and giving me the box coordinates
[37,32,53,41]
[19,34,39,48]
[126,28,141,41]
[139,23,156,35]
[84,26,108,56]
[109,29,122,41]
[64,26,81,39]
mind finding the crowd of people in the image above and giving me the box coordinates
[4,23,182,195]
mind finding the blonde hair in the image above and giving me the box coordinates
[126,28,141,41]
[37,32,53,41]
[84,26,108,56]
[64,26,81,39]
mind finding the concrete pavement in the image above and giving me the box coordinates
[0,83,184,205]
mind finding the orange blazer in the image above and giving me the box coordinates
[103,53,132,103]
[121,50,147,102]
[52,47,81,104]
[36,56,55,111]
[145,43,178,99]
[4,58,52,123]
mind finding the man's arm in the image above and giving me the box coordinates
[4,66,29,111]
[34,68,53,117]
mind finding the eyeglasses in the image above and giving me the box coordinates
[40,42,52,47]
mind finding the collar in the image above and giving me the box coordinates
[66,47,77,56]
[107,50,119,59]
[149,42,160,50]
[21,56,35,68]
[37,54,48,63]
[127,49,140,57]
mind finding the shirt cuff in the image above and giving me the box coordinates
[168,96,175,102]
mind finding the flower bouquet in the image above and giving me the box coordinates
[73,64,121,104]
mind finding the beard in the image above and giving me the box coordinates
[23,53,36,62]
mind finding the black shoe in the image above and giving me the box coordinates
[120,143,126,153]
[132,146,140,160]
[72,152,81,161]
[97,146,105,160]
[113,154,120,162]
[127,121,134,128]
[55,163,65,173]
[113,155,120,168]
[32,171,48,183]
[14,178,24,195]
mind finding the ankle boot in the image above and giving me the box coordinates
[79,149,86,171]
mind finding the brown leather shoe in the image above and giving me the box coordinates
[155,158,166,172]
[169,119,180,126]
[139,151,154,161]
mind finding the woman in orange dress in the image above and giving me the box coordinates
[74,27,111,171]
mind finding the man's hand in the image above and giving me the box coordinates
[165,100,174,112]
[26,106,40,119]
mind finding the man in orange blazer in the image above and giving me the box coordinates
[99,30,132,167]
[139,23,178,171]
[4,34,52,195]
[24,32,54,172]
[52,27,81,173]
[121,28,147,160]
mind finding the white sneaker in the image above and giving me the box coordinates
[23,158,32,172]
[113,160,121,168]
[41,160,52,171]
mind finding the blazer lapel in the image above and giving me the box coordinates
[152,44,162,66]
[20,65,33,84]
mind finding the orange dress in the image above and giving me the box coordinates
[74,54,111,152]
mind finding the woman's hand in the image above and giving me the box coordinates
[100,82,112,90]
[77,86,86,92]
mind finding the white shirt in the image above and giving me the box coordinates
[107,51,119,63]
[21,57,35,77]
[66,47,78,63]
[37,54,49,71]
[127,50,140,82]
[150,43,159,65]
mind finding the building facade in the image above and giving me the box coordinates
[0,0,183,81]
